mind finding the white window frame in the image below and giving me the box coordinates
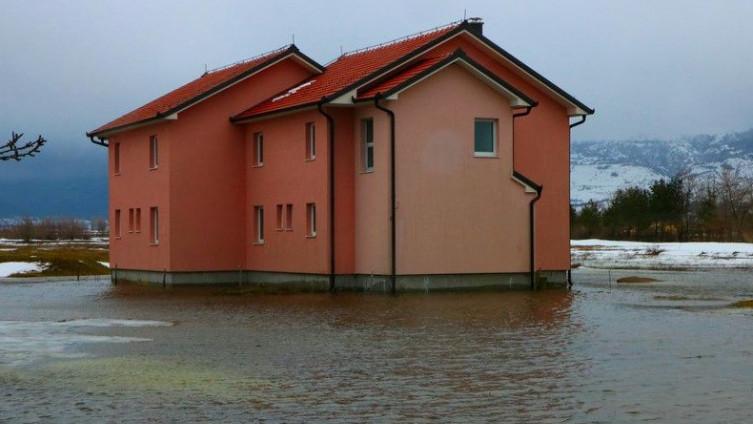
[150,207,159,245]
[306,203,317,237]
[253,132,264,166]
[361,118,374,172]
[474,118,497,157]
[149,135,159,169]
[306,122,316,160]
[255,206,265,243]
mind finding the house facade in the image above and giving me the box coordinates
[87,19,593,291]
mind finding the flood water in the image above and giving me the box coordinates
[1,269,753,423]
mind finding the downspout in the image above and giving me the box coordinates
[528,185,543,289]
[317,100,337,292]
[569,115,587,129]
[374,94,397,294]
[511,105,542,290]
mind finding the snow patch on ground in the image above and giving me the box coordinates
[0,262,46,277]
[572,239,753,270]
[98,261,110,268]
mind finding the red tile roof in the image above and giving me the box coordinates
[356,54,450,100]
[233,22,463,120]
[89,45,313,136]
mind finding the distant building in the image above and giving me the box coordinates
[87,19,593,291]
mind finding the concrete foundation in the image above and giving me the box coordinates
[111,269,568,292]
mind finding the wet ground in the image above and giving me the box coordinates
[1,269,753,423]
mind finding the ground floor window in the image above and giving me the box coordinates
[255,206,265,243]
[150,207,159,244]
[306,203,316,237]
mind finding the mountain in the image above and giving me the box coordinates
[571,128,753,205]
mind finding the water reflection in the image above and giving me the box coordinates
[1,271,753,422]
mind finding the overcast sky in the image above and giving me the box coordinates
[1,0,752,161]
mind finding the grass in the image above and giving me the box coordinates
[0,242,108,278]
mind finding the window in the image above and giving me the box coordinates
[285,204,293,231]
[135,208,141,233]
[114,209,121,237]
[306,203,317,237]
[474,119,497,156]
[253,132,264,166]
[149,135,159,169]
[254,206,264,243]
[150,207,159,244]
[128,208,134,233]
[113,143,121,174]
[276,204,284,231]
[361,118,374,171]
[305,122,316,160]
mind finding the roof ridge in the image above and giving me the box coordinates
[205,44,293,74]
[332,19,470,62]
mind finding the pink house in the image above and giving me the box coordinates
[87,19,593,291]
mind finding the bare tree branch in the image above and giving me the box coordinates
[0,131,47,161]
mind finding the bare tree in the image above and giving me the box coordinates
[1,132,46,161]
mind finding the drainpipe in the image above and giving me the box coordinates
[374,94,397,294]
[511,105,542,290]
[317,100,336,292]
[528,185,543,289]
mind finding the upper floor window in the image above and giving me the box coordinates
[474,119,497,157]
[114,209,121,237]
[135,208,141,233]
[113,142,121,174]
[149,135,159,169]
[285,204,293,231]
[361,118,374,171]
[305,122,316,160]
[253,132,264,166]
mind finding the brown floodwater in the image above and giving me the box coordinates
[1,268,753,423]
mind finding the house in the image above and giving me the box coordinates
[87,18,593,291]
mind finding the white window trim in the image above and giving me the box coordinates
[474,118,498,157]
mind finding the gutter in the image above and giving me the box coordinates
[317,100,337,292]
[374,94,397,294]
[88,134,108,148]
[511,105,542,290]
[569,115,587,129]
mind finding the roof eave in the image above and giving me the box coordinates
[88,46,325,138]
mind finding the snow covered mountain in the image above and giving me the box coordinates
[571,128,753,205]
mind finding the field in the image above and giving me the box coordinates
[0,239,109,278]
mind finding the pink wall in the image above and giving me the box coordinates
[390,64,532,274]
[109,58,315,272]
[426,35,573,271]
[108,122,172,271]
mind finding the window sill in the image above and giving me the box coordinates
[473,154,498,158]
[149,242,160,247]
[114,236,122,240]
[253,241,265,246]
[285,228,293,232]
[149,167,159,171]
[114,172,121,176]
[275,228,284,232]
[305,234,317,239]
[360,169,375,174]
[251,164,264,168]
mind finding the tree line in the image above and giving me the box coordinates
[571,167,753,242]
[0,217,107,242]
